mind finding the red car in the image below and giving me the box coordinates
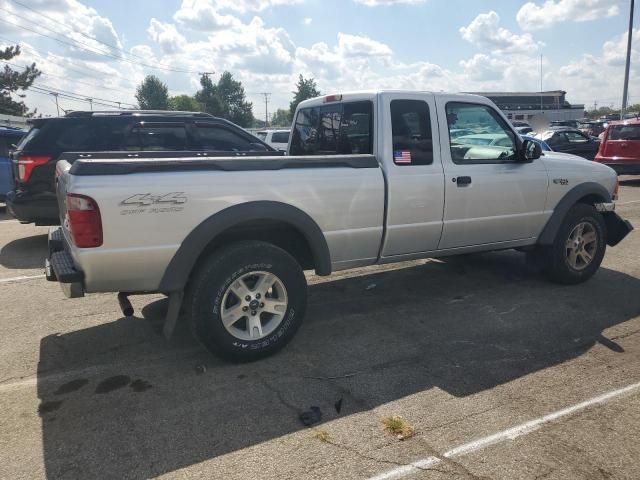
[595,118,640,175]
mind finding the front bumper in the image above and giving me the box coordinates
[46,226,84,298]
[6,189,59,225]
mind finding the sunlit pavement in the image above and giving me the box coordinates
[1,178,640,480]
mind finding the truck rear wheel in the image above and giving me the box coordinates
[540,203,607,285]
[185,241,307,362]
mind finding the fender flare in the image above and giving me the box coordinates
[537,182,611,245]
[158,201,331,293]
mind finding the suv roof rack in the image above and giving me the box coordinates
[64,110,216,118]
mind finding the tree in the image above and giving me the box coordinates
[271,108,290,127]
[194,74,220,114]
[289,75,320,121]
[169,94,201,112]
[216,72,254,127]
[194,72,254,127]
[0,45,41,116]
[135,75,169,110]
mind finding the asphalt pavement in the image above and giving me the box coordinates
[1,178,640,480]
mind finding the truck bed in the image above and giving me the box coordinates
[56,152,386,293]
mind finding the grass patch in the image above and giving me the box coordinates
[313,429,330,442]
[382,415,415,440]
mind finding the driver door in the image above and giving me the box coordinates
[435,97,549,249]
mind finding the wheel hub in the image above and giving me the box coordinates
[565,222,598,271]
[220,271,289,341]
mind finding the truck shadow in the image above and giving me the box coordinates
[0,233,48,268]
[36,251,640,479]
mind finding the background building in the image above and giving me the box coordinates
[469,91,585,123]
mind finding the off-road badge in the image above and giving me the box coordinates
[553,178,569,186]
[119,192,187,215]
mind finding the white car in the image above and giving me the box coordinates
[256,129,290,151]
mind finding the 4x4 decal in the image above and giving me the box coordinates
[120,193,187,206]
[119,192,187,215]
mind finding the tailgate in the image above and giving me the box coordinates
[55,160,72,232]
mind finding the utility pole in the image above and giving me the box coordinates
[116,101,122,110]
[539,54,543,114]
[621,0,635,119]
[50,92,60,116]
[86,98,93,111]
[260,92,271,128]
[199,71,215,79]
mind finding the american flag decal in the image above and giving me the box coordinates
[394,150,412,164]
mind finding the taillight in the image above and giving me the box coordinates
[16,155,51,182]
[66,193,103,248]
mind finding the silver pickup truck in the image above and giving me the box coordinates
[46,91,633,361]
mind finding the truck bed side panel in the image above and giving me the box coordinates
[63,160,385,292]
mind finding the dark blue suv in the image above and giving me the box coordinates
[7,111,274,225]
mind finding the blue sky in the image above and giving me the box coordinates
[1,0,638,117]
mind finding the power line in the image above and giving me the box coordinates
[2,60,136,98]
[0,14,199,74]
[7,0,196,73]
[0,35,140,84]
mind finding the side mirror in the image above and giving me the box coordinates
[521,139,542,162]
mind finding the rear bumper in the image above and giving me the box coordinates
[46,226,84,298]
[5,189,59,225]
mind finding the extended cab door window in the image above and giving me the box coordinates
[390,99,433,165]
[446,102,517,163]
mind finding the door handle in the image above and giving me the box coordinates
[454,176,472,186]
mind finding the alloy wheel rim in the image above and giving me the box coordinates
[220,271,288,341]
[565,221,598,271]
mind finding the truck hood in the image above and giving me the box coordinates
[540,151,617,197]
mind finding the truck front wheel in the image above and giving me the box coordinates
[540,203,607,285]
[185,241,307,362]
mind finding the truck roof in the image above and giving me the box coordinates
[297,90,487,110]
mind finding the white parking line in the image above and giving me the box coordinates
[0,274,44,284]
[368,381,640,480]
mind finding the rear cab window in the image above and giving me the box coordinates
[290,101,373,156]
[270,131,290,143]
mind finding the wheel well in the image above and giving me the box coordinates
[576,193,607,206]
[196,220,315,271]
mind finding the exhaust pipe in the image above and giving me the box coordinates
[117,292,134,317]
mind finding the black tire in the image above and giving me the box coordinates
[185,240,307,362]
[540,203,607,285]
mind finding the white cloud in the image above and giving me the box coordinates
[336,33,392,58]
[460,11,541,53]
[174,0,240,31]
[147,19,186,55]
[213,0,304,12]
[354,0,426,6]
[517,0,620,31]
[303,17,312,25]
